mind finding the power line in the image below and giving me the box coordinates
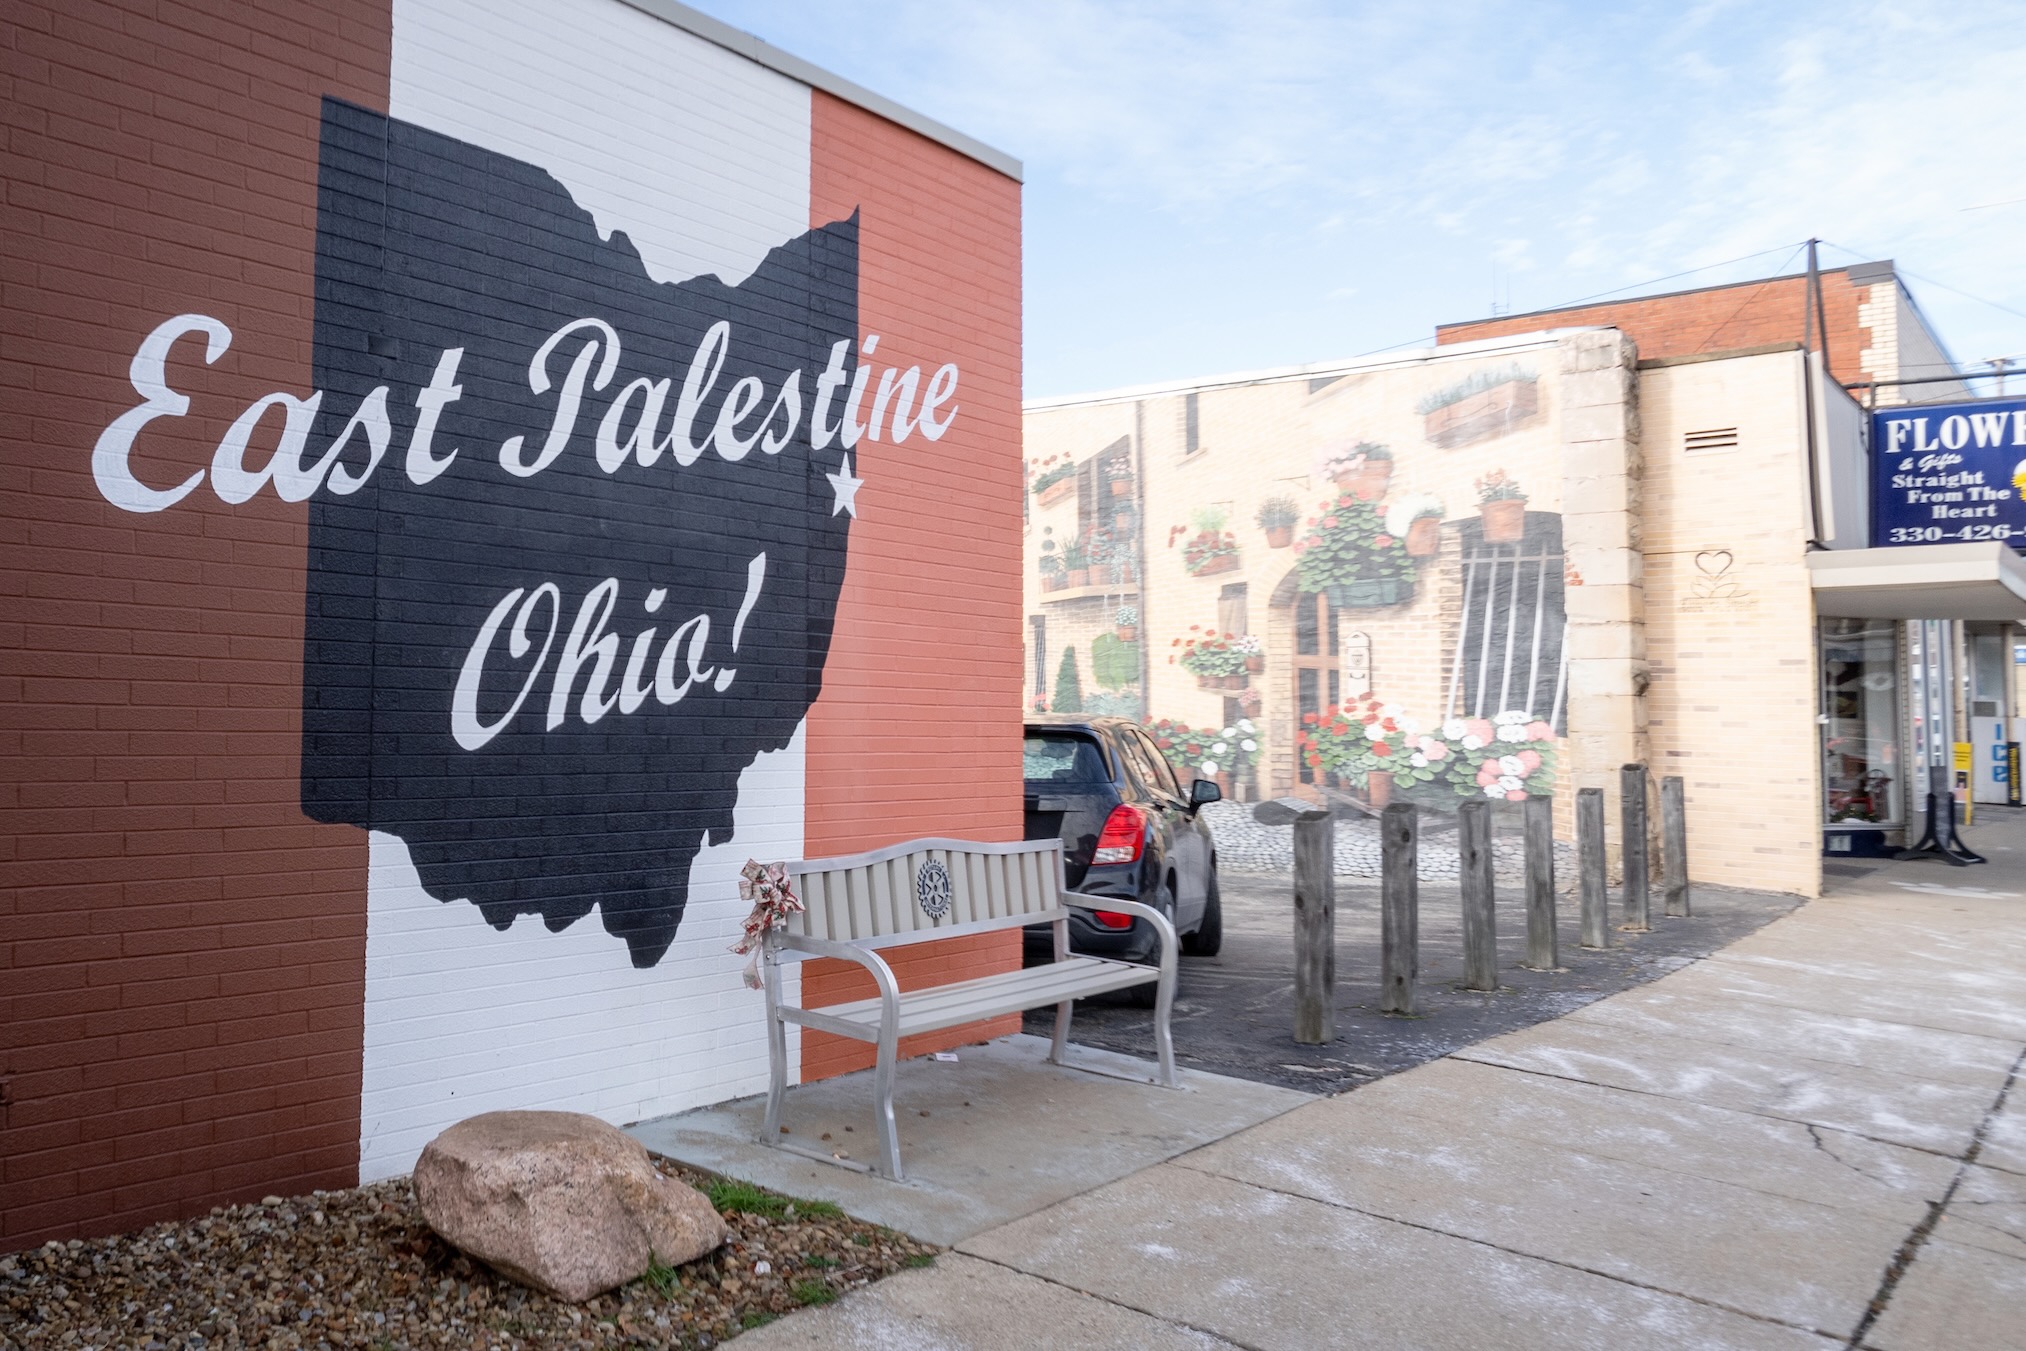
[1819,239,2026,326]
[1686,243,1808,356]
[1543,241,1809,311]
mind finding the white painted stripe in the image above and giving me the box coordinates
[359,0,819,1182]
[390,0,812,288]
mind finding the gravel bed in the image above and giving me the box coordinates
[1202,799,1574,880]
[0,1159,935,1349]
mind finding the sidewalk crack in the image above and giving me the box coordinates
[955,1252,1256,1350]
[1844,1044,2025,1349]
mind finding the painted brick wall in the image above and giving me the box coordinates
[801,90,1026,1081]
[2,0,1024,1247]
[1,0,389,1247]
[1436,271,1877,387]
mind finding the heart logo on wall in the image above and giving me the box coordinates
[1693,549,1734,577]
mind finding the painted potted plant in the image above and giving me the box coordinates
[1180,506,1241,576]
[1175,630,1248,690]
[1031,455,1077,508]
[1145,717,1263,803]
[1385,493,1446,558]
[1293,494,1416,609]
[1256,496,1299,548]
[1437,709,1559,802]
[1319,442,1393,502]
[1107,460,1135,498]
[1091,531,1137,586]
[1235,633,1264,673]
[1115,604,1139,643]
[1038,532,1065,590]
[1475,470,1527,544]
[1064,537,1090,588]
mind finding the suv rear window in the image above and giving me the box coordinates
[1023,732,1111,784]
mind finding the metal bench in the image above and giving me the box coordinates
[760,836,1176,1180]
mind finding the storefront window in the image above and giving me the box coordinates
[1820,618,1903,826]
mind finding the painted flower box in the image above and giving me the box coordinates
[1189,551,1241,577]
[1325,576,1411,608]
[1423,378,1539,449]
[1036,475,1077,507]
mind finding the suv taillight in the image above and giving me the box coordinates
[1092,804,1148,865]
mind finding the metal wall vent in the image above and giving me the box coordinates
[1684,427,1739,455]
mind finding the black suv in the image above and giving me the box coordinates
[1022,716,1223,998]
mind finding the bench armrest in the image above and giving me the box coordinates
[1060,891,1178,985]
[767,932,902,1028]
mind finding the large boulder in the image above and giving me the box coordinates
[413,1110,725,1302]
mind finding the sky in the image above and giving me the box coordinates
[700,0,2026,400]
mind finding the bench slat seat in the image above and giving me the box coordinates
[758,836,1178,1180]
[776,955,1156,1041]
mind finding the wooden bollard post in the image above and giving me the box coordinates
[1380,801,1418,1015]
[1253,797,1335,1044]
[1578,787,1609,950]
[1620,762,1651,932]
[1661,775,1691,917]
[1522,794,1557,970]
[1458,798,1497,992]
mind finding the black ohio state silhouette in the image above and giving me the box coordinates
[300,99,856,967]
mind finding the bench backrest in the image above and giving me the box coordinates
[785,837,1064,946]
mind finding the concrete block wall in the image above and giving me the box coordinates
[1557,332,1648,840]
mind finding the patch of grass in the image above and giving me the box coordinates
[704,1178,843,1221]
[803,1254,839,1269]
[741,1311,778,1329]
[641,1258,680,1296]
[851,1233,872,1246]
[903,1253,935,1270]
[792,1278,838,1307]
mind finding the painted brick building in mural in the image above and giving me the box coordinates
[1023,262,1970,904]
[2,0,1022,1247]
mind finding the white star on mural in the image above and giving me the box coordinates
[827,453,863,517]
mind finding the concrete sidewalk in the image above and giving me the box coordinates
[740,836,2026,1349]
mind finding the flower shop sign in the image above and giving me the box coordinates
[1872,397,2026,546]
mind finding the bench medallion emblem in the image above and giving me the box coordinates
[915,860,953,920]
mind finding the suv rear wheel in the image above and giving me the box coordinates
[1123,882,1176,1008]
[1182,867,1223,957]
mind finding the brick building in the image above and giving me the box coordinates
[2,0,1024,1247]
[1436,260,1973,402]
[1023,263,2014,905]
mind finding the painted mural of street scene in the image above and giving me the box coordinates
[1024,348,1568,810]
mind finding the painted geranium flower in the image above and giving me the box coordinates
[1442,719,1468,740]
[1516,749,1542,772]
[1498,754,1526,776]
[1462,734,1486,751]
[1525,721,1553,741]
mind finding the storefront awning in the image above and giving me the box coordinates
[1808,541,2026,620]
